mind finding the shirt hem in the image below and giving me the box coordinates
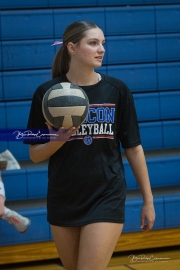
[48,218,125,227]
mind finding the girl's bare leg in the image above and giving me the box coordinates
[77,222,123,270]
[51,225,81,270]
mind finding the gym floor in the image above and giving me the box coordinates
[1,246,180,270]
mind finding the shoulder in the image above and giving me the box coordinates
[100,73,132,97]
[34,77,62,98]
[101,74,130,91]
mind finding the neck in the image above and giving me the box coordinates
[66,66,99,86]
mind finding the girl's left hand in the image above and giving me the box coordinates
[140,203,155,232]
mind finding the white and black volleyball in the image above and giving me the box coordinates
[42,82,89,129]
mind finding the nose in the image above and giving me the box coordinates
[98,44,105,53]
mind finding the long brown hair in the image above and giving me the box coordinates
[52,21,99,79]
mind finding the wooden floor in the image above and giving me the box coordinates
[1,228,180,266]
[1,228,180,270]
[1,246,180,270]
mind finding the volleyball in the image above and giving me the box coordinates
[42,82,89,129]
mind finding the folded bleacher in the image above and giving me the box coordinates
[0,0,180,263]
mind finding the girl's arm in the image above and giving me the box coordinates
[125,144,155,232]
[30,124,78,163]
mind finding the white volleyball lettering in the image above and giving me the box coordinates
[81,124,87,135]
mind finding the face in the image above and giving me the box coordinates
[71,28,105,68]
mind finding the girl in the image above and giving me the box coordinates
[25,21,155,270]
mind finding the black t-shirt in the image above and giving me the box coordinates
[25,73,141,226]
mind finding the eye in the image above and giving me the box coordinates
[90,41,97,46]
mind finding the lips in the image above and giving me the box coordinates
[95,56,103,60]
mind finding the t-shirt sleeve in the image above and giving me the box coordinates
[23,88,50,145]
[117,85,141,149]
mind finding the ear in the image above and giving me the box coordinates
[67,42,76,55]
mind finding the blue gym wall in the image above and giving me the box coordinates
[0,0,180,246]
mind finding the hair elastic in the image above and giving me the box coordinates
[0,181,5,199]
[51,41,63,46]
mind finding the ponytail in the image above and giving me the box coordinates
[52,46,70,79]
